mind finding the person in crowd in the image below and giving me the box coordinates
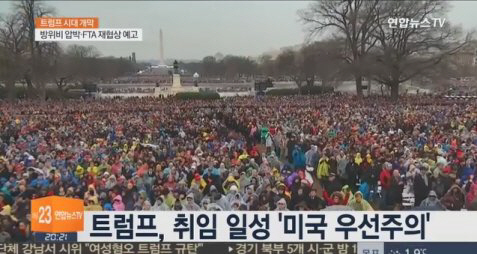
[151,196,169,211]
[184,192,201,211]
[208,185,230,211]
[305,189,327,210]
[419,190,446,210]
[275,198,289,211]
[323,173,342,205]
[379,162,392,208]
[290,186,307,209]
[305,145,319,171]
[440,185,466,210]
[112,193,125,211]
[466,182,477,208]
[348,191,374,211]
[387,170,404,210]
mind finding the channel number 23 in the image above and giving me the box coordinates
[38,206,52,224]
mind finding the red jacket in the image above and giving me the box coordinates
[380,169,391,190]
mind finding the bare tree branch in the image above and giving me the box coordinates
[369,0,468,99]
[299,0,381,96]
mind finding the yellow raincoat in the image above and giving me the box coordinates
[190,177,207,191]
[366,154,373,165]
[84,196,103,211]
[223,176,240,194]
[238,151,249,161]
[424,145,431,153]
[348,191,374,211]
[317,157,330,179]
[75,165,85,178]
[164,192,176,208]
[87,166,99,176]
[272,168,281,180]
[354,153,363,165]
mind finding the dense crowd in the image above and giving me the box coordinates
[100,87,156,94]
[1,94,477,242]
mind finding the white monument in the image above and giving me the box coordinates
[159,29,165,65]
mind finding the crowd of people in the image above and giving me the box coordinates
[1,94,477,242]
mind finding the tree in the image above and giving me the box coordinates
[0,13,28,99]
[66,45,100,58]
[47,46,74,93]
[429,45,477,80]
[299,0,380,96]
[89,56,136,83]
[370,1,468,100]
[214,52,224,61]
[202,56,218,77]
[10,0,57,99]
[222,55,240,80]
[188,55,259,80]
[276,49,305,91]
[63,44,101,85]
[41,41,63,95]
[222,55,257,80]
[301,44,318,86]
[50,44,135,89]
[258,54,276,77]
[179,61,203,75]
[301,39,346,86]
[411,53,471,92]
[0,0,140,99]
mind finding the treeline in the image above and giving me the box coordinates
[0,0,139,100]
[298,0,472,99]
[179,39,350,89]
[181,1,475,100]
[1,0,474,101]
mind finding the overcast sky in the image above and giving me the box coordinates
[1,1,477,61]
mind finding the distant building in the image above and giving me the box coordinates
[132,52,136,63]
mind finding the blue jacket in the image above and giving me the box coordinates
[29,178,49,189]
[202,167,220,178]
[292,147,306,169]
[460,166,475,184]
[53,159,67,170]
[359,182,371,200]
